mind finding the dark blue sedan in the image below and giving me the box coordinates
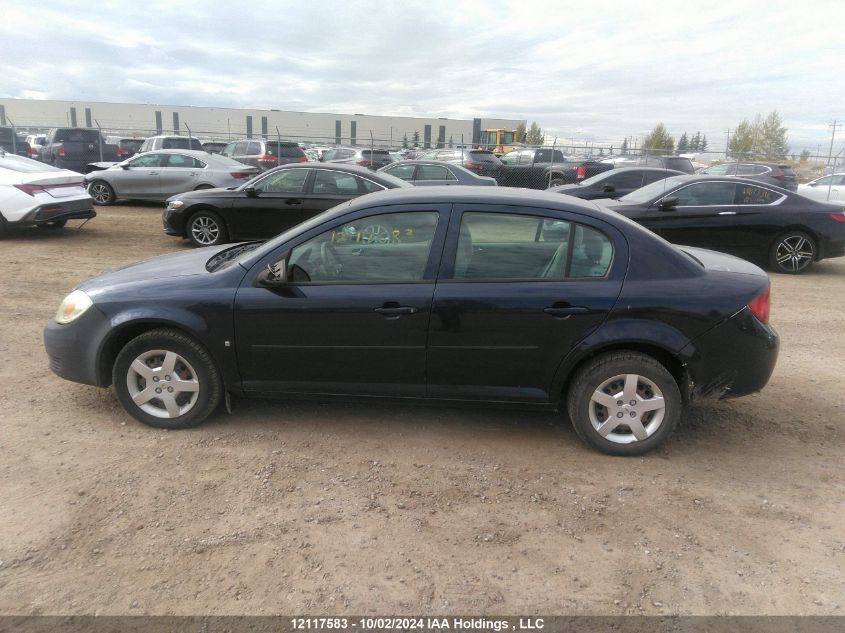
[44,187,778,455]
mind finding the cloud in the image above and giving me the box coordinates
[1,0,843,152]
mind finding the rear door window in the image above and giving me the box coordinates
[312,169,362,195]
[416,164,455,181]
[383,163,416,181]
[166,154,206,168]
[735,184,783,205]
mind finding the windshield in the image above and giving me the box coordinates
[618,175,687,204]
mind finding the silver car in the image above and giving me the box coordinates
[84,150,259,205]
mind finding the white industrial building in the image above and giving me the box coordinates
[0,98,524,148]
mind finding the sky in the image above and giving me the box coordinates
[2,0,844,155]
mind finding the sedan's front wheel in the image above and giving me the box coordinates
[567,351,681,456]
[769,231,816,274]
[188,211,228,247]
[113,328,222,429]
[88,180,116,205]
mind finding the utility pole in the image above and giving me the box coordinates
[826,120,841,168]
[724,129,731,159]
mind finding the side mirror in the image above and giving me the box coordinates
[808,182,818,187]
[121,164,130,170]
[256,260,288,287]
[244,186,258,197]
[658,197,679,211]
[602,184,616,193]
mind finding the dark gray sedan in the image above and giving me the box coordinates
[378,160,497,186]
[84,150,259,205]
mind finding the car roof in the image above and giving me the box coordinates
[643,174,796,194]
[270,162,403,179]
[139,149,211,157]
[602,167,687,174]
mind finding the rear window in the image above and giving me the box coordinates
[161,137,202,150]
[362,150,391,158]
[268,143,306,158]
[662,157,694,173]
[54,129,101,143]
[469,151,502,165]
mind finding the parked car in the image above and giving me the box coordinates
[41,128,117,173]
[0,126,31,158]
[45,186,779,456]
[416,148,503,178]
[162,163,411,247]
[697,162,798,191]
[105,136,144,160]
[550,167,684,200]
[573,155,696,182]
[220,139,307,171]
[84,150,259,205]
[138,135,204,153]
[322,147,393,170]
[598,175,845,274]
[201,141,228,155]
[0,151,95,233]
[378,160,497,186]
[798,173,845,205]
[25,134,47,160]
[498,148,582,188]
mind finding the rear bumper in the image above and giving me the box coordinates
[13,199,96,227]
[680,308,779,400]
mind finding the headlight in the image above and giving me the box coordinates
[55,290,93,324]
[167,200,183,209]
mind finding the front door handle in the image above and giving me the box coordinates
[148,171,159,176]
[285,198,302,205]
[374,305,418,317]
[543,306,589,317]
[718,211,737,215]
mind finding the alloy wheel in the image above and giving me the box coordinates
[588,373,666,444]
[774,235,814,273]
[126,349,200,419]
[191,216,220,246]
[89,182,112,204]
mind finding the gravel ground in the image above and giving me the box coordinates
[0,204,843,615]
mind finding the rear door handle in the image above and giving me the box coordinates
[544,306,589,317]
[285,198,302,205]
[148,171,159,176]
[374,306,418,316]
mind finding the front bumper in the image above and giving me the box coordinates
[14,198,96,227]
[680,307,779,400]
[44,307,111,387]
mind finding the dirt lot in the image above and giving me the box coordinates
[0,204,843,616]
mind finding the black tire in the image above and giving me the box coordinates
[0,214,7,236]
[567,351,682,456]
[187,210,228,247]
[112,328,222,430]
[768,230,816,274]
[88,180,116,206]
[548,177,566,188]
[38,219,67,229]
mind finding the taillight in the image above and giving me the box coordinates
[356,160,374,167]
[830,211,845,222]
[28,146,39,157]
[296,155,307,162]
[747,285,771,324]
[576,165,587,179]
[256,154,277,163]
[57,145,65,157]
[230,172,253,179]
[14,183,46,196]
[463,161,482,171]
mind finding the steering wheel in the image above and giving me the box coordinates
[320,241,343,279]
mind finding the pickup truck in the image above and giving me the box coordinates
[41,128,117,173]
[497,148,581,189]
[0,127,31,157]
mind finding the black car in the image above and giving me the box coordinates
[599,175,845,274]
[322,147,393,170]
[221,139,307,171]
[574,155,696,181]
[697,162,798,191]
[0,126,30,157]
[163,163,411,247]
[46,187,779,456]
[550,167,684,200]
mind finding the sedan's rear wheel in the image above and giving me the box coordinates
[187,210,228,247]
[769,231,816,274]
[567,351,681,456]
[88,180,116,206]
[113,328,222,429]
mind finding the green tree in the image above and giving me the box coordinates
[728,119,755,158]
[515,122,526,143]
[677,132,689,152]
[412,130,420,146]
[756,110,789,160]
[525,121,544,145]
[800,149,811,162]
[700,134,708,152]
[402,133,408,149]
[641,123,674,155]
[620,137,628,154]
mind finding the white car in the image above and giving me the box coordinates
[798,173,845,205]
[0,151,95,233]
